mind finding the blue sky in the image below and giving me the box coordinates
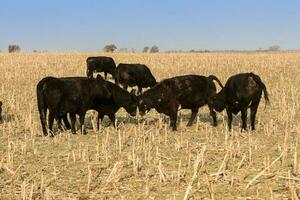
[0,0,299,51]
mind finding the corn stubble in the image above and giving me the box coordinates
[0,52,300,199]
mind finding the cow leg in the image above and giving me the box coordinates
[187,108,198,126]
[137,86,143,95]
[69,113,77,134]
[40,109,48,136]
[241,107,248,131]
[170,113,178,131]
[226,107,233,131]
[62,114,71,130]
[170,106,178,131]
[56,116,63,131]
[48,110,56,137]
[209,107,218,127]
[79,112,87,135]
[250,98,261,131]
[250,105,258,131]
[97,112,104,130]
[108,114,116,127]
[57,114,70,131]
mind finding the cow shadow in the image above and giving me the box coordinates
[81,111,243,130]
[83,115,142,129]
[0,114,15,123]
[177,111,242,127]
[177,112,219,125]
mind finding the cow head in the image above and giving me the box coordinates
[138,96,153,116]
[209,89,226,112]
[86,59,95,78]
[124,90,138,117]
[92,75,111,99]
[147,74,157,88]
[111,87,137,117]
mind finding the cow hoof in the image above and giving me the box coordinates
[240,128,248,133]
[81,129,87,135]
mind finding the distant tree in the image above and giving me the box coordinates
[150,45,159,53]
[142,46,149,53]
[268,45,280,51]
[103,44,117,52]
[8,44,21,53]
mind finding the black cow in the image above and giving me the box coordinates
[36,76,110,136]
[61,81,138,130]
[86,56,116,79]
[138,75,224,130]
[92,81,138,129]
[115,63,157,94]
[209,72,269,131]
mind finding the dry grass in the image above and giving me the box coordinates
[0,52,300,199]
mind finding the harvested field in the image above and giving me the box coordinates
[0,52,299,199]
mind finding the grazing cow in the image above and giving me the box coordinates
[86,56,116,79]
[209,72,269,131]
[115,63,157,94]
[0,101,2,121]
[138,75,224,130]
[36,76,110,136]
[93,81,138,129]
[61,81,138,129]
[36,77,71,131]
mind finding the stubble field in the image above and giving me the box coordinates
[0,52,299,199]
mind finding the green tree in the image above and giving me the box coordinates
[142,46,149,53]
[8,44,21,53]
[103,44,117,52]
[150,45,159,53]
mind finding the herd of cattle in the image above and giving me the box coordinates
[36,56,270,136]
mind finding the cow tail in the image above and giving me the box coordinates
[250,73,270,108]
[207,75,224,89]
[36,82,47,135]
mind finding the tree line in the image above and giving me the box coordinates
[2,44,284,53]
[103,44,159,53]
